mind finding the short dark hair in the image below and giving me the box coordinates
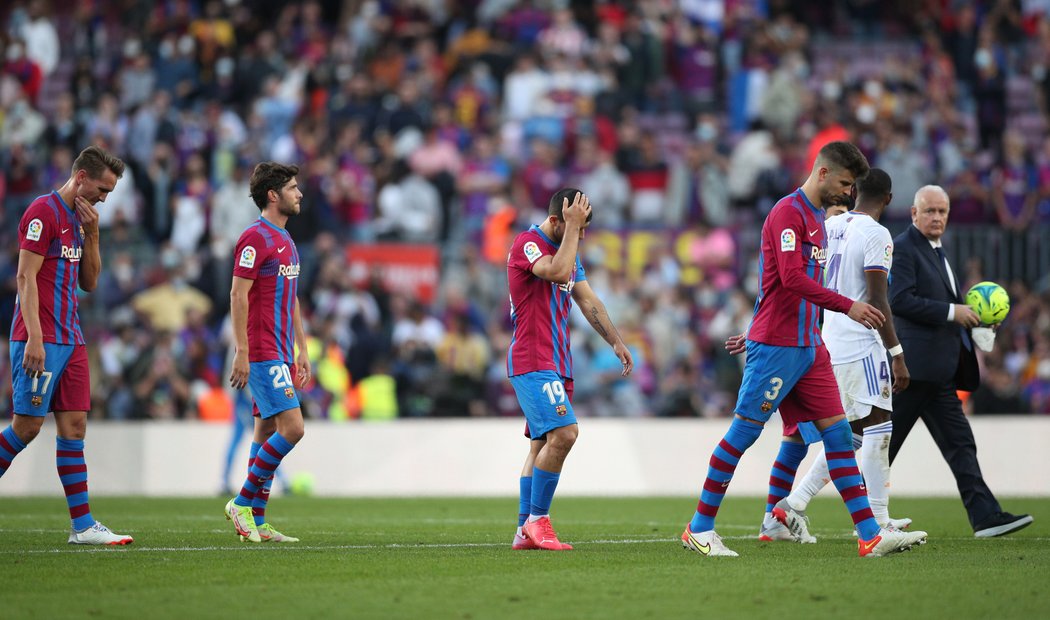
[817,141,869,180]
[548,187,594,223]
[249,162,300,210]
[856,167,892,200]
[73,146,125,179]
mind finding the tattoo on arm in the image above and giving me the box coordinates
[589,306,611,340]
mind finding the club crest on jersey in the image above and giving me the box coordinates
[761,401,773,413]
[285,387,295,398]
[27,218,43,241]
[882,385,891,399]
[523,241,542,264]
[780,229,796,252]
[31,395,43,407]
[278,263,301,279]
[239,246,256,268]
[555,404,567,415]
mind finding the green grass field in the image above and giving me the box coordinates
[2,496,1046,619]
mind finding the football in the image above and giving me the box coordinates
[965,281,1010,325]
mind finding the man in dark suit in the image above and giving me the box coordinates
[888,185,1033,538]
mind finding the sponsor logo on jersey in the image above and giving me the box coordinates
[278,263,301,279]
[239,246,257,268]
[780,229,796,252]
[810,245,827,263]
[884,244,892,262]
[523,241,542,264]
[61,245,82,262]
[27,218,43,241]
[557,274,576,294]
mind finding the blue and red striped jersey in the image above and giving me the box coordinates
[506,225,586,378]
[747,189,854,347]
[11,192,87,345]
[232,218,300,364]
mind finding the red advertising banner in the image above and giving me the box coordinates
[346,244,441,303]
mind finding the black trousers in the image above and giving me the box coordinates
[889,380,1002,529]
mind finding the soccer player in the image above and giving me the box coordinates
[224,162,311,543]
[0,146,134,545]
[507,188,634,551]
[681,142,928,557]
[764,168,914,543]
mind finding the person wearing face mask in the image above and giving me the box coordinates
[0,146,135,545]
[888,185,1033,538]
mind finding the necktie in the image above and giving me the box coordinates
[935,246,957,297]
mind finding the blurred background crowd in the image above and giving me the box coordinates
[1,0,1049,422]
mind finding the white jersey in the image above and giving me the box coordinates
[822,211,893,364]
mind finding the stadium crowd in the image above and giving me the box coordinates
[1,0,1049,421]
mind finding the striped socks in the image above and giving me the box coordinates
[0,426,27,478]
[690,418,763,533]
[766,440,808,513]
[821,419,880,541]
[56,437,94,531]
[234,433,294,508]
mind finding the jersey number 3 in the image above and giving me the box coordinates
[764,377,784,401]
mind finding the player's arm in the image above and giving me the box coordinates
[292,297,311,388]
[229,275,253,390]
[865,269,909,392]
[772,214,884,328]
[74,195,101,291]
[15,249,46,375]
[529,193,591,285]
[572,280,633,376]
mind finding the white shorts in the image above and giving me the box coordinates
[832,343,892,422]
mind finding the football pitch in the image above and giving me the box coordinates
[2,496,1046,619]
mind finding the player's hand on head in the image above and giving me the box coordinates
[724,333,746,356]
[953,304,981,328]
[563,192,591,227]
[615,342,634,376]
[891,354,910,393]
[846,301,885,329]
[73,195,99,234]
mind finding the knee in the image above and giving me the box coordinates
[547,425,578,453]
[13,418,43,444]
[281,423,305,445]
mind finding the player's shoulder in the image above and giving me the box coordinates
[235,221,268,245]
[22,194,59,220]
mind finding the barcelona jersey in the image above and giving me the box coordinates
[232,218,301,364]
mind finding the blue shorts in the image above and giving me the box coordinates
[735,341,843,425]
[248,360,301,419]
[510,370,577,439]
[10,342,90,416]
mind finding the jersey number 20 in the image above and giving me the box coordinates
[269,364,294,389]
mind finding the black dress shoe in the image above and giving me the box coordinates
[974,512,1034,538]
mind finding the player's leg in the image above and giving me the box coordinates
[509,371,576,550]
[759,427,810,542]
[684,342,808,557]
[786,347,926,555]
[227,360,304,542]
[2,342,49,478]
[512,436,544,550]
[0,414,41,478]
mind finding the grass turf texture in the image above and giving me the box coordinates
[2,496,1046,619]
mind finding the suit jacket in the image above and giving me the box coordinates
[889,225,979,390]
